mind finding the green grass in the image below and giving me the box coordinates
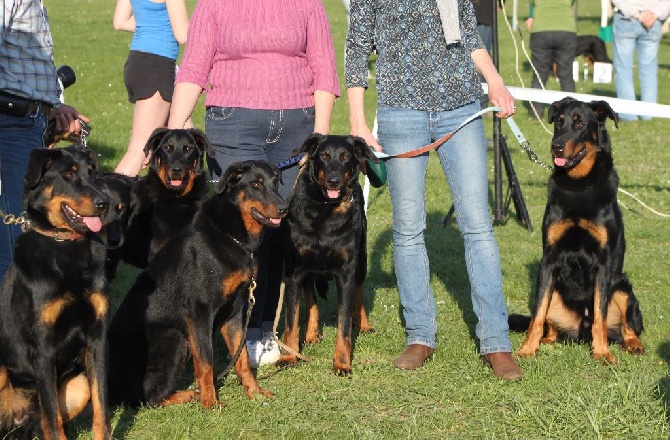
[44,1,670,438]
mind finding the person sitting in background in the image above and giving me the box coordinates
[0,0,89,281]
[113,0,191,176]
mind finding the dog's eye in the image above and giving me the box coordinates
[341,153,350,162]
[574,121,585,129]
[251,181,261,190]
[164,144,174,153]
[319,152,329,161]
[182,145,193,154]
[63,171,75,181]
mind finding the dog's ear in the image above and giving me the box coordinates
[143,128,171,156]
[188,128,216,158]
[350,136,379,164]
[292,133,326,157]
[215,161,251,194]
[24,148,63,189]
[590,100,619,129]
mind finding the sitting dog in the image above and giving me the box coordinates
[108,161,287,408]
[512,97,644,364]
[118,127,214,269]
[277,134,378,376]
[0,147,111,439]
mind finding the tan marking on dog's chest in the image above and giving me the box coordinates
[87,292,109,320]
[41,293,76,325]
[546,220,575,246]
[577,219,608,248]
[222,270,251,297]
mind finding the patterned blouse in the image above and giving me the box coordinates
[345,0,485,112]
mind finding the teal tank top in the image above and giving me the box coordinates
[129,0,179,60]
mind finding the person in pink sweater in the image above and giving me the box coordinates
[168,0,340,368]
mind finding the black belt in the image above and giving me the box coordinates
[0,92,54,117]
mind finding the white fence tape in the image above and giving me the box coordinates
[483,84,670,119]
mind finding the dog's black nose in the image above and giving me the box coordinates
[551,142,565,154]
[327,176,340,187]
[171,166,183,175]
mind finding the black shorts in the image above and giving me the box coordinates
[123,50,176,103]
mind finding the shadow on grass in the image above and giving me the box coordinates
[655,341,670,422]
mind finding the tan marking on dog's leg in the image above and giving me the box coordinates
[610,292,645,354]
[58,374,90,423]
[41,294,75,326]
[592,284,617,364]
[353,283,374,333]
[304,282,322,344]
[87,292,109,321]
[515,287,554,357]
[185,318,218,408]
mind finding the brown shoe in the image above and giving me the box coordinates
[483,352,522,381]
[393,344,435,370]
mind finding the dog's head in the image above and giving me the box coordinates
[294,134,377,202]
[547,97,618,179]
[215,160,288,236]
[144,128,214,196]
[23,147,109,236]
[94,173,133,249]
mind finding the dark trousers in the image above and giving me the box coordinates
[529,31,577,118]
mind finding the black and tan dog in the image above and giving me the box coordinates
[119,127,214,268]
[277,134,378,376]
[512,97,644,364]
[108,161,287,408]
[0,147,111,439]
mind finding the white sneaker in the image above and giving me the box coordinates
[246,339,264,369]
[259,332,281,366]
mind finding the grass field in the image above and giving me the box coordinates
[43,0,670,438]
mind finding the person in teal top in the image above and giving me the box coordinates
[113,0,191,176]
[525,0,578,120]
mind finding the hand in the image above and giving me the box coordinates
[48,104,90,146]
[488,81,516,119]
[639,11,658,29]
[525,18,533,31]
[350,123,381,153]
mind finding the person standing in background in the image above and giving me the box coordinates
[113,0,190,176]
[346,0,521,380]
[167,0,340,368]
[525,0,577,120]
[0,0,89,281]
[611,0,670,121]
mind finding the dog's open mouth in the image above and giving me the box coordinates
[251,207,283,227]
[62,203,103,233]
[326,189,340,200]
[167,178,184,188]
[554,147,586,169]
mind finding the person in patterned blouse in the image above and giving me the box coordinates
[345,0,521,380]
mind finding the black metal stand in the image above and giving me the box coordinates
[443,0,532,231]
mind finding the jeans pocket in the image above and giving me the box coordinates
[301,106,316,120]
[206,106,237,121]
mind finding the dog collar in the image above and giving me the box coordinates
[30,226,85,241]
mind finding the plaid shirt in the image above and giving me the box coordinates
[1,0,60,105]
[345,0,484,111]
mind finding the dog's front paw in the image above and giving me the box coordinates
[244,385,274,399]
[276,354,298,368]
[593,350,618,365]
[333,363,352,377]
[623,338,645,355]
[514,346,539,358]
[304,330,323,345]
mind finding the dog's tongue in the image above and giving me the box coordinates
[171,179,183,187]
[554,157,568,167]
[269,217,281,226]
[82,216,103,233]
[327,189,340,199]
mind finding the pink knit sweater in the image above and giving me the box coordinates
[176,0,340,110]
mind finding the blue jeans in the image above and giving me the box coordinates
[376,101,512,355]
[0,111,47,281]
[205,106,315,332]
[613,13,662,121]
